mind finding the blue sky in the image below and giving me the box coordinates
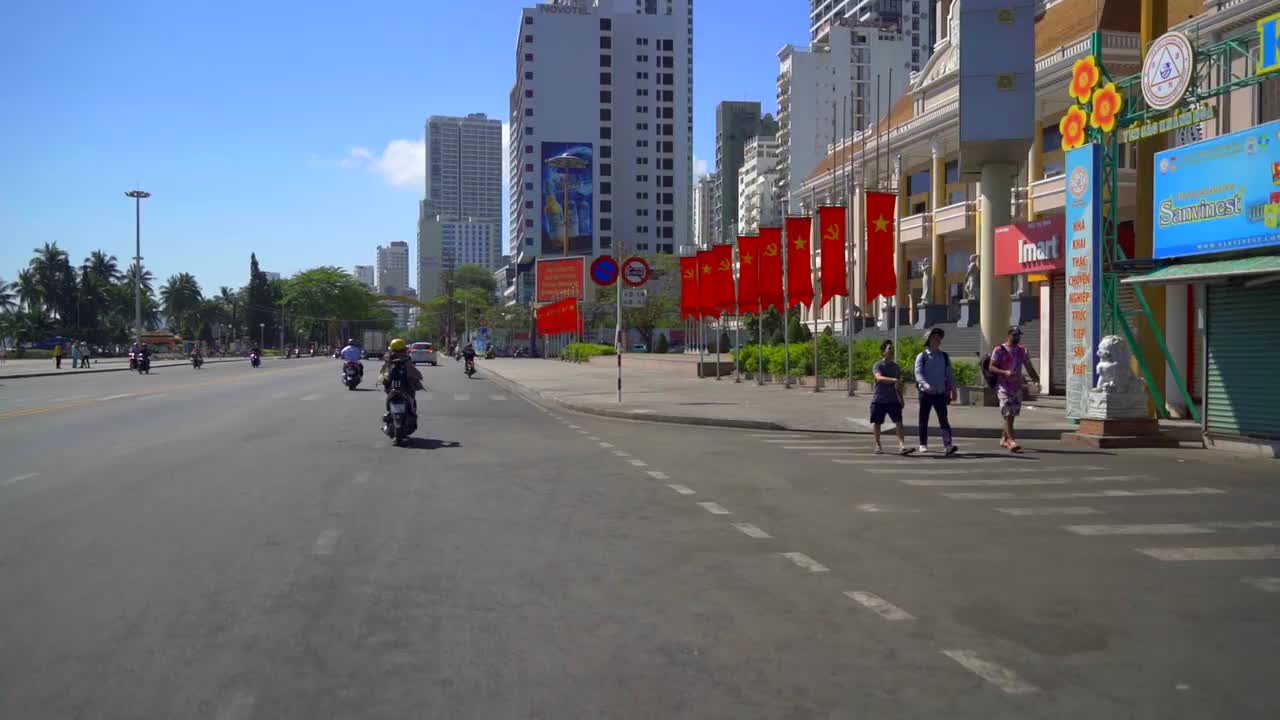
[1,0,805,293]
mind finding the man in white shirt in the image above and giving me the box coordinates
[339,339,364,379]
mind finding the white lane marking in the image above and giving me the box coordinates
[312,530,340,556]
[577,430,591,435]
[755,435,814,440]
[856,503,920,513]
[995,506,1104,516]
[835,458,1001,466]
[871,465,1104,475]
[271,391,288,399]
[646,470,670,480]
[844,591,915,621]
[732,522,772,539]
[902,475,1148,487]
[2,472,39,487]
[490,394,508,401]
[51,395,91,402]
[598,441,615,448]
[779,552,829,572]
[941,650,1039,695]
[299,393,323,401]
[783,444,868,450]
[587,435,601,441]
[216,691,257,720]
[1064,521,1280,536]
[139,393,169,401]
[628,459,648,467]
[1138,545,1280,561]
[944,487,1225,500]
[99,393,136,401]
[1243,577,1280,592]
[612,449,631,457]
[568,424,581,429]
[454,393,470,401]
[668,484,696,495]
[354,471,370,484]
[698,501,731,515]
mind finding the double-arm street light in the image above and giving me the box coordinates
[125,189,151,342]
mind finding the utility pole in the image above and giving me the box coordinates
[125,189,151,342]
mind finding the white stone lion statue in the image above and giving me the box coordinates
[1095,335,1141,393]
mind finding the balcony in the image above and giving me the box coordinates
[933,200,976,236]
[898,212,931,245]
[1026,168,1137,214]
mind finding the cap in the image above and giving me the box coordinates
[925,327,945,341]
[1008,325,1023,336]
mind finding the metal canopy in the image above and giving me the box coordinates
[1121,256,1280,285]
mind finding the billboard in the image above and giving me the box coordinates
[1065,144,1102,421]
[994,215,1066,276]
[1153,119,1280,259]
[541,141,594,255]
[535,256,586,303]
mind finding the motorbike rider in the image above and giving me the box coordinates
[462,342,477,372]
[190,344,203,366]
[379,338,425,413]
[339,338,364,379]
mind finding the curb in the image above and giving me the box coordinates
[480,364,1077,439]
[0,357,321,380]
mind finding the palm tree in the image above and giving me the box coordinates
[217,286,242,338]
[15,269,43,316]
[29,242,75,320]
[124,261,154,296]
[0,277,16,314]
[160,272,203,335]
[83,250,121,283]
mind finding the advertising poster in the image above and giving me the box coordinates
[1065,144,1101,421]
[1153,119,1280,259]
[535,256,586,303]
[541,142,594,255]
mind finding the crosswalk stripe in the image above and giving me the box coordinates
[453,393,470,401]
[1138,546,1280,561]
[1068,520,1280,536]
[870,465,1104,475]
[901,475,1149,487]
[995,506,1105,516]
[1243,577,1280,592]
[835,458,1010,466]
[945,486,1224,500]
[490,394,508,401]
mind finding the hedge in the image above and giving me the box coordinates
[560,342,616,363]
[735,336,982,386]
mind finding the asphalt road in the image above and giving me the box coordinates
[1,357,1278,718]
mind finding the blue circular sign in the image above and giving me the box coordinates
[590,256,619,286]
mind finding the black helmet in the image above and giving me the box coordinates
[347,338,355,345]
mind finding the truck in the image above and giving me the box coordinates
[361,329,387,360]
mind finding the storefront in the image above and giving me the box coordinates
[995,215,1065,393]
[1126,119,1280,446]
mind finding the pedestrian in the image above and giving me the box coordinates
[870,339,915,455]
[70,341,81,368]
[913,327,958,456]
[53,341,63,369]
[81,342,92,368]
[990,325,1040,453]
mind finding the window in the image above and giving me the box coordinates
[600,90,611,102]
[662,56,673,68]
[601,200,612,212]
[599,108,611,121]
[637,71,649,80]
[525,219,533,227]
[635,191,649,199]
[636,122,649,131]
[601,163,612,176]
[525,15,532,24]
[524,89,533,98]
[660,158,673,170]
[661,210,673,222]
[945,159,959,184]
[600,126,611,139]
[525,236,534,245]
[525,163,533,172]
[525,200,534,209]
[525,53,533,61]
[524,182,533,190]
[524,71,533,80]
[661,192,673,204]
[600,72,611,84]
[601,145,611,158]
[601,181,611,194]
[636,174,649,182]
[660,175,673,187]
[600,54,611,67]
[636,225,649,234]
[659,227,673,239]
[661,73,672,85]
[600,18,611,30]
[661,123,673,136]
[636,208,649,217]
[661,140,673,153]
[912,50,920,64]
[637,88,649,97]
[637,54,648,62]
[662,90,673,102]
[524,108,533,116]
[600,36,611,49]
[525,34,533,43]
[636,105,648,113]
[524,144,532,153]
[661,107,673,119]
[662,39,673,51]
[637,157,648,165]
[1041,124,1063,156]
[524,127,533,135]
[600,236,612,248]
[658,243,673,254]
[601,218,612,230]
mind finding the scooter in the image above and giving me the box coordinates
[136,354,151,375]
[342,361,361,390]
[250,352,261,368]
[190,354,203,369]
[464,357,476,378]
[382,361,418,445]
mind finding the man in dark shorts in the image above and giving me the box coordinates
[870,340,915,455]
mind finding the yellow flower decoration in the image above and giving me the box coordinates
[1089,82,1123,133]
[1059,105,1089,152]
[1069,56,1101,103]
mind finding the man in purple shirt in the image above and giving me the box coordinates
[990,326,1040,452]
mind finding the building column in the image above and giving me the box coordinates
[1164,283,1190,417]
[1026,110,1043,221]
[978,164,1015,351]
[1136,0,1169,409]
[929,140,946,305]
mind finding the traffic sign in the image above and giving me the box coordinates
[621,256,651,287]
[621,288,647,308]
[590,255,619,286]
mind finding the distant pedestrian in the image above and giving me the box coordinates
[913,327,957,456]
[81,343,92,368]
[53,342,63,369]
[990,326,1040,453]
[70,341,82,368]
[870,340,915,455]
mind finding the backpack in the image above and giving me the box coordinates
[981,345,1016,389]
[916,350,952,392]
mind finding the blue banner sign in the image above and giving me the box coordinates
[1153,119,1280,259]
[1065,144,1102,421]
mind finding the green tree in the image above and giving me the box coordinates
[282,266,382,344]
[160,272,204,336]
[0,277,16,315]
[29,242,76,321]
[245,253,273,343]
[452,264,498,296]
[654,332,669,353]
[15,269,42,314]
[787,309,812,344]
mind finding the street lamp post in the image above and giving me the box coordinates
[125,190,151,342]
[259,322,265,349]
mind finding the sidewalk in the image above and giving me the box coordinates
[0,355,307,380]
[481,356,1200,442]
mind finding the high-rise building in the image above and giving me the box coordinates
[809,0,934,57]
[421,214,503,276]
[425,113,504,220]
[376,241,411,295]
[352,265,375,289]
[508,0,694,261]
[776,23,914,203]
[714,102,777,243]
[416,200,444,300]
[691,173,716,249]
[737,135,780,234]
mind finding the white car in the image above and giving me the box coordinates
[409,341,438,366]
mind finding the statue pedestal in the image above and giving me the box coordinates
[879,307,910,329]
[914,303,950,330]
[957,299,979,328]
[1061,389,1179,448]
[1010,295,1040,326]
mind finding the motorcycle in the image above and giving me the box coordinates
[342,361,361,390]
[136,354,150,375]
[484,348,496,360]
[464,357,476,378]
[190,354,203,369]
[128,350,138,370]
[250,352,261,368]
[382,359,418,445]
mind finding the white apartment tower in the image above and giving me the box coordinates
[352,265,375,289]
[376,241,411,295]
[508,0,693,261]
[691,173,715,249]
[737,135,780,234]
[809,0,934,53]
[425,113,504,220]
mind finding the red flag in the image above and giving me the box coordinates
[695,249,712,316]
[865,191,898,303]
[536,297,578,335]
[785,216,813,308]
[818,206,848,308]
[703,244,734,317]
[758,226,784,312]
[736,235,761,315]
[679,256,699,320]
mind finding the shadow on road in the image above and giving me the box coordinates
[400,437,462,450]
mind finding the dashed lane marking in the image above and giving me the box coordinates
[312,530,340,556]
[298,393,323,401]
[844,591,915,621]
[598,442,615,448]
[945,487,1225,501]
[668,484,696,495]
[2,472,39,487]
[453,393,470,401]
[698,501,731,515]
[568,424,581,429]
[856,503,921,513]
[646,470,669,480]
[1065,521,1280,536]
[99,393,136,401]
[354,471,370,484]
[1137,545,1280,561]
[1243,577,1280,592]
[612,449,631,457]
[995,506,1104,516]
[941,650,1039,695]
[732,523,772,539]
[628,459,648,467]
[779,552,829,572]
[901,475,1149,487]
[870,465,1104,475]
[490,395,508,401]
[587,435,601,441]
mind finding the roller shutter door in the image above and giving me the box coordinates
[1205,284,1280,440]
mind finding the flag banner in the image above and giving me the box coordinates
[865,191,898,303]
[818,206,848,308]
[536,297,578,336]
[695,249,712,316]
[679,256,699,320]
[758,226,784,312]
[736,235,761,315]
[705,244,735,317]
[785,216,814,308]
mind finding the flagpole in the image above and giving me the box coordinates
[894,153,903,363]
[845,91,856,396]
[615,241,622,403]
[781,199,792,389]
[756,229,764,386]
[812,200,821,394]
[733,235,741,383]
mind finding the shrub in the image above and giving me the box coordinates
[787,314,812,343]
[734,343,758,372]
[560,342,615,363]
[654,333,669,354]
[953,360,980,388]
[719,330,732,352]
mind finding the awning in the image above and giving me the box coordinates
[1122,255,1280,285]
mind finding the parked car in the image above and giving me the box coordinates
[409,341,438,366]
[631,343,648,353]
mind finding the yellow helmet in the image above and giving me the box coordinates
[388,338,407,352]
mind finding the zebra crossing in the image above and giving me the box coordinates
[746,431,1280,592]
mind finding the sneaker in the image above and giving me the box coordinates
[873,446,884,455]
[945,445,959,456]
[899,446,916,456]
[918,445,929,454]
